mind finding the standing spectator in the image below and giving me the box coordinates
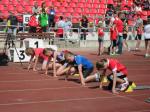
[134,14,143,50]
[28,13,38,33]
[80,15,88,40]
[32,1,40,14]
[48,6,56,28]
[56,16,65,38]
[114,12,124,54]
[7,13,19,37]
[123,19,130,51]
[38,9,48,32]
[144,17,150,57]
[109,23,117,55]
[97,23,105,55]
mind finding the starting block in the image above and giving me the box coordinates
[73,74,80,77]
[102,76,108,83]
[9,48,30,62]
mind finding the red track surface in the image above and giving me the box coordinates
[0,50,150,112]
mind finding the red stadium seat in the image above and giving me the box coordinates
[53,2,61,7]
[100,4,106,9]
[84,3,92,8]
[98,9,105,14]
[72,0,79,3]
[72,13,80,17]
[29,0,34,6]
[72,18,79,23]
[61,2,68,7]
[80,0,86,3]
[11,0,18,6]
[69,3,76,8]
[93,3,100,8]
[77,3,84,8]
[90,8,97,14]
[66,7,74,13]
[0,5,5,11]
[75,8,82,14]
[86,0,93,3]
[59,7,66,13]
[93,0,100,4]
[7,5,15,11]
[64,12,71,17]
[21,1,28,6]
[2,10,9,19]
[107,0,114,4]
[46,1,52,7]
[148,11,150,16]
[83,8,90,14]
[16,5,24,14]
[1,0,9,5]
[25,6,32,14]
[100,0,106,4]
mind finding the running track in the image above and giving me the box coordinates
[0,49,150,112]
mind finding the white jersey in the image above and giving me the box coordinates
[144,24,150,39]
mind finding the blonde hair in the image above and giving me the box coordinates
[64,51,75,59]
[25,48,34,56]
[43,48,54,56]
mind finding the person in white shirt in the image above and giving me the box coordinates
[144,17,150,57]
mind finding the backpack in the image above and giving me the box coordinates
[0,53,9,66]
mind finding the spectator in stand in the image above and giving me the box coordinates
[38,9,48,32]
[80,15,88,40]
[142,0,150,10]
[32,1,40,14]
[40,2,48,13]
[134,14,143,50]
[28,13,38,33]
[48,6,56,28]
[134,4,142,14]
[7,12,19,36]
[56,16,65,38]
[144,16,150,57]
[105,7,114,27]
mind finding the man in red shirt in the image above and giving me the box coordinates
[113,12,124,54]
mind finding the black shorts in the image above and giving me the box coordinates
[111,40,117,47]
[98,37,104,43]
[82,67,94,78]
[136,34,142,40]
[145,38,150,41]
[123,34,127,40]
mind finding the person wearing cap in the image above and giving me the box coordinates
[144,16,150,57]
[25,48,50,72]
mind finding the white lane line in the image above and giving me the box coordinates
[129,110,150,112]
[0,86,82,93]
[0,94,148,106]
[0,78,57,83]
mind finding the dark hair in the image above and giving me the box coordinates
[96,59,107,70]
[59,16,63,20]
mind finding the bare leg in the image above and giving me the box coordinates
[84,75,97,83]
